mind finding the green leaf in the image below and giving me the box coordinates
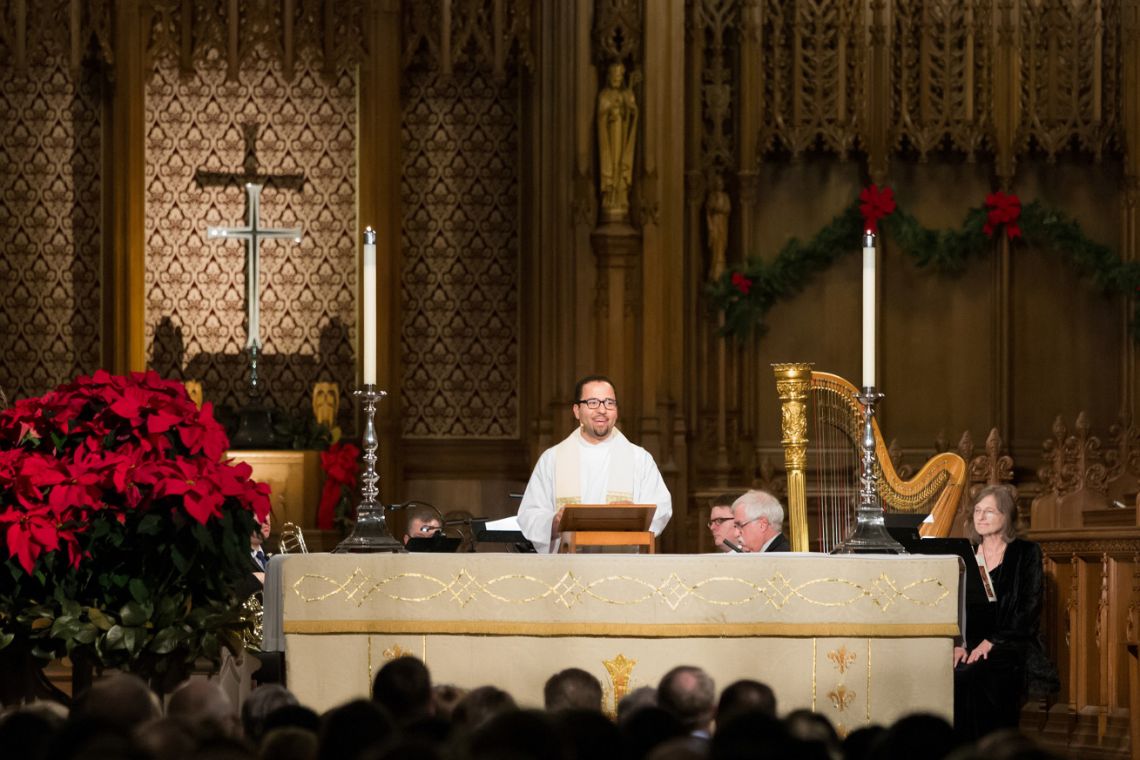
[50,617,79,639]
[137,514,163,536]
[105,624,125,650]
[129,578,150,605]
[120,601,150,627]
[171,546,190,575]
[150,625,186,655]
[122,626,141,654]
[73,623,98,645]
[0,632,14,650]
[87,607,114,631]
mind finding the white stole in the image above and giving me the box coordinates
[553,428,635,506]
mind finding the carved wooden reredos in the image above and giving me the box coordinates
[2,1,1139,550]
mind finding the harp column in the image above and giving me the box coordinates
[773,363,812,552]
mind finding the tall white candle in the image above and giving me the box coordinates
[862,230,876,389]
[362,227,377,385]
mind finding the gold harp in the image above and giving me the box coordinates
[774,363,967,552]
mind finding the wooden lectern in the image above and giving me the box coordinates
[558,504,656,554]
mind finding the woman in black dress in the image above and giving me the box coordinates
[953,484,1055,741]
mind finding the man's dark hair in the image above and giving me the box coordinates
[406,503,441,526]
[716,679,777,725]
[71,673,160,733]
[709,493,742,510]
[452,685,518,731]
[241,683,298,743]
[870,712,959,760]
[262,704,321,736]
[317,699,395,760]
[468,709,563,760]
[573,375,616,404]
[616,685,658,723]
[657,666,715,733]
[544,668,603,712]
[619,706,684,758]
[372,656,434,725]
[553,709,629,760]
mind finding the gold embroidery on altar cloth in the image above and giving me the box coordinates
[811,638,817,712]
[827,645,856,675]
[866,640,873,722]
[383,644,411,660]
[828,684,856,712]
[602,654,638,719]
[289,569,952,612]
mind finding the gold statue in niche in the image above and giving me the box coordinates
[597,61,638,224]
[312,382,340,431]
[184,380,204,409]
[705,173,731,280]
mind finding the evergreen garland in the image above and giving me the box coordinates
[709,194,1140,339]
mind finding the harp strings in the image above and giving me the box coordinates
[813,385,858,553]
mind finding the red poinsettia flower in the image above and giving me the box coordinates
[731,272,753,296]
[46,451,107,514]
[983,191,1022,240]
[215,460,272,523]
[318,442,360,530]
[0,372,270,576]
[859,184,896,233]
[151,459,226,525]
[1,510,63,574]
[177,401,229,461]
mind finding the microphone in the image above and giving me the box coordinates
[723,539,745,553]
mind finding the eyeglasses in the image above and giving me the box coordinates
[577,398,618,410]
[707,517,735,528]
[735,517,763,530]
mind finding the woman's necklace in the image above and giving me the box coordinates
[983,540,1006,571]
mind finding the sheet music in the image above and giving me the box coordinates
[485,516,521,531]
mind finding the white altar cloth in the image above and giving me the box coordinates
[273,552,959,728]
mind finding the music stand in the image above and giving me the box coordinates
[558,503,656,554]
[406,534,462,553]
[471,520,536,553]
[897,536,985,643]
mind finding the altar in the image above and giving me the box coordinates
[271,552,959,729]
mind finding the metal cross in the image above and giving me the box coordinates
[206,182,302,394]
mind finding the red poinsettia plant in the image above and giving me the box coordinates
[0,371,270,692]
[317,441,360,532]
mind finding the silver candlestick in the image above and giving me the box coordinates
[333,385,405,553]
[832,387,907,554]
[248,342,262,398]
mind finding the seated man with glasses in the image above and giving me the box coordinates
[731,489,790,552]
[402,503,443,546]
[517,374,672,552]
[707,492,742,552]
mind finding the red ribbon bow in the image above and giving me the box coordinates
[859,184,896,233]
[983,191,1022,240]
[731,272,753,296]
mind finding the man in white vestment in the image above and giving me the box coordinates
[517,375,672,553]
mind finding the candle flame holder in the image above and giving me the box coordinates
[333,385,405,553]
[832,386,907,555]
